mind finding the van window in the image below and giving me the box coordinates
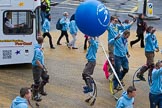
[3,11,33,35]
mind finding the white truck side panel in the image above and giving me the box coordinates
[0,0,40,65]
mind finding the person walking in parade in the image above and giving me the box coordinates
[130,14,147,48]
[57,12,70,45]
[136,26,159,82]
[42,13,55,49]
[149,60,162,108]
[10,87,32,108]
[31,36,49,101]
[82,37,98,93]
[109,30,130,90]
[107,15,135,59]
[107,16,135,75]
[116,86,136,108]
[68,14,78,49]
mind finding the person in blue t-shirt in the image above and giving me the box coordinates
[10,87,31,108]
[109,30,130,90]
[107,16,135,59]
[149,60,162,108]
[31,36,49,101]
[82,37,98,93]
[136,26,159,82]
[116,86,136,108]
[57,12,70,45]
[68,14,78,49]
[42,14,55,49]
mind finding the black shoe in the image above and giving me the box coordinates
[57,43,62,45]
[84,46,87,50]
[67,44,71,49]
[130,42,133,48]
[72,47,78,49]
[40,91,47,96]
[114,86,122,91]
[121,80,125,86]
[33,95,42,102]
[137,73,146,81]
[51,47,55,49]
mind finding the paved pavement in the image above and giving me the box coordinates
[0,0,162,107]
[1,30,162,108]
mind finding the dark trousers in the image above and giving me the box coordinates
[113,55,129,88]
[149,93,162,108]
[43,32,54,48]
[84,37,88,50]
[32,66,48,84]
[130,33,144,48]
[57,30,69,44]
[82,61,96,89]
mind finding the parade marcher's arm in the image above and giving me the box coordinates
[126,42,130,58]
[114,34,120,40]
[116,99,125,108]
[137,19,141,26]
[153,67,162,78]
[108,34,120,44]
[129,19,136,26]
[36,60,44,69]
[42,20,48,32]
[154,35,159,52]
[108,38,115,45]
[126,52,130,58]
[89,37,98,48]
[128,14,136,25]
[118,19,125,30]
[35,51,44,69]
[60,17,67,25]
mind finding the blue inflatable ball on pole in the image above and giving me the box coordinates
[75,0,110,37]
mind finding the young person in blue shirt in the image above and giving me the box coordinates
[149,60,162,108]
[109,30,130,90]
[31,36,49,101]
[107,16,135,77]
[42,14,55,49]
[136,26,159,81]
[116,86,136,108]
[82,37,98,93]
[107,16,135,59]
[10,87,31,108]
[57,12,70,45]
[68,14,78,49]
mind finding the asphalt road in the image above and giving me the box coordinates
[51,0,162,31]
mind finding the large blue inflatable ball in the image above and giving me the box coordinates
[75,0,110,37]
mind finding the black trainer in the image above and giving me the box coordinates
[51,46,55,49]
[40,91,47,96]
[137,73,146,81]
[33,95,42,102]
[114,86,122,91]
[121,80,125,86]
